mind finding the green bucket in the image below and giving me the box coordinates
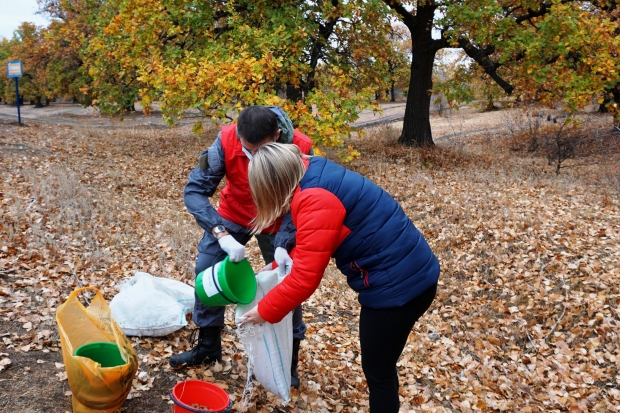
[196,256,257,307]
[74,342,126,368]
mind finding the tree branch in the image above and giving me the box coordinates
[515,3,551,24]
[305,1,341,92]
[431,36,449,52]
[383,0,418,30]
[590,0,620,11]
[544,275,569,342]
[458,37,514,94]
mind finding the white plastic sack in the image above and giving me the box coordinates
[236,269,293,403]
[110,272,195,337]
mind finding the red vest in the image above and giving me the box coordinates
[218,124,313,233]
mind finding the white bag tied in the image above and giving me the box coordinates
[236,269,293,404]
[110,272,194,337]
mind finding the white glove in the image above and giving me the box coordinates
[218,235,245,262]
[274,247,293,276]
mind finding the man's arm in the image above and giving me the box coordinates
[274,212,296,252]
[183,135,226,232]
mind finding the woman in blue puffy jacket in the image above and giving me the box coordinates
[240,143,440,412]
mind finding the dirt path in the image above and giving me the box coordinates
[3,101,604,143]
[0,103,199,129]
[0,101,507,140]
[0,102,412,130]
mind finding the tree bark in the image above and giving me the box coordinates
[122,97,136,112]
[398,44,437,146]
[613,83,620,124]
[305,5,339,97]
[599,98,611,113]
[599,83,620,116]
[398,3,441,147]
[286,82,303,102]
[385,1,442,147]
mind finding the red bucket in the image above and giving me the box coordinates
[171,380,232,413]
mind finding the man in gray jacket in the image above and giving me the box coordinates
[171,106,313,388]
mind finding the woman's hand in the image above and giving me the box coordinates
[238,306,266,327]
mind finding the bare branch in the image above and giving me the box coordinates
[544,275,569,342]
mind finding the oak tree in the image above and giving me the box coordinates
[384,0,620,146]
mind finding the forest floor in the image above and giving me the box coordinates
[1,105,619,413]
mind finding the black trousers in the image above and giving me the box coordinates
[359,284,437,413]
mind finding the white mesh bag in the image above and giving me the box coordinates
[235,269,293,403]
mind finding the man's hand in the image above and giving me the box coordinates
[256,263,272,274]
[274,247,293,276]
[218,235,245,262]
[238,306,266,327]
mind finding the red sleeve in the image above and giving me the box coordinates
[257,188,346,323]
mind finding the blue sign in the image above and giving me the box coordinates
[7,60,22,78]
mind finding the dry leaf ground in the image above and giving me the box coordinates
[1,107,619,413]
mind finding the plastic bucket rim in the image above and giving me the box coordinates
[73,341,127,368]
[170,393,233,413]
[170,380,232,413]
[218,256,256,305]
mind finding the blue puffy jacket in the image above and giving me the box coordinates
[258,157,440,323]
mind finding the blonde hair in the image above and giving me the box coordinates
[249,143,307,233]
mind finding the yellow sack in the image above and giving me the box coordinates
[56,287,139,413]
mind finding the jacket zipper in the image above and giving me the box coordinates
[350,261,369,287]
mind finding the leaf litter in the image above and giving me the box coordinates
[0,117,619,412]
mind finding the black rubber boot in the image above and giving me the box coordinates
[291,338,301,388]
[169,326,222,368]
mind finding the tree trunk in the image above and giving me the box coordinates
[614,84,620,125]
[34,96,43,108]
[390,82,395,102]
[286,83,303,102]
[398,44,437,147]
[122,98,135,112]
[599,83,620,118]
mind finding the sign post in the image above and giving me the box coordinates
[6,61,23,125]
